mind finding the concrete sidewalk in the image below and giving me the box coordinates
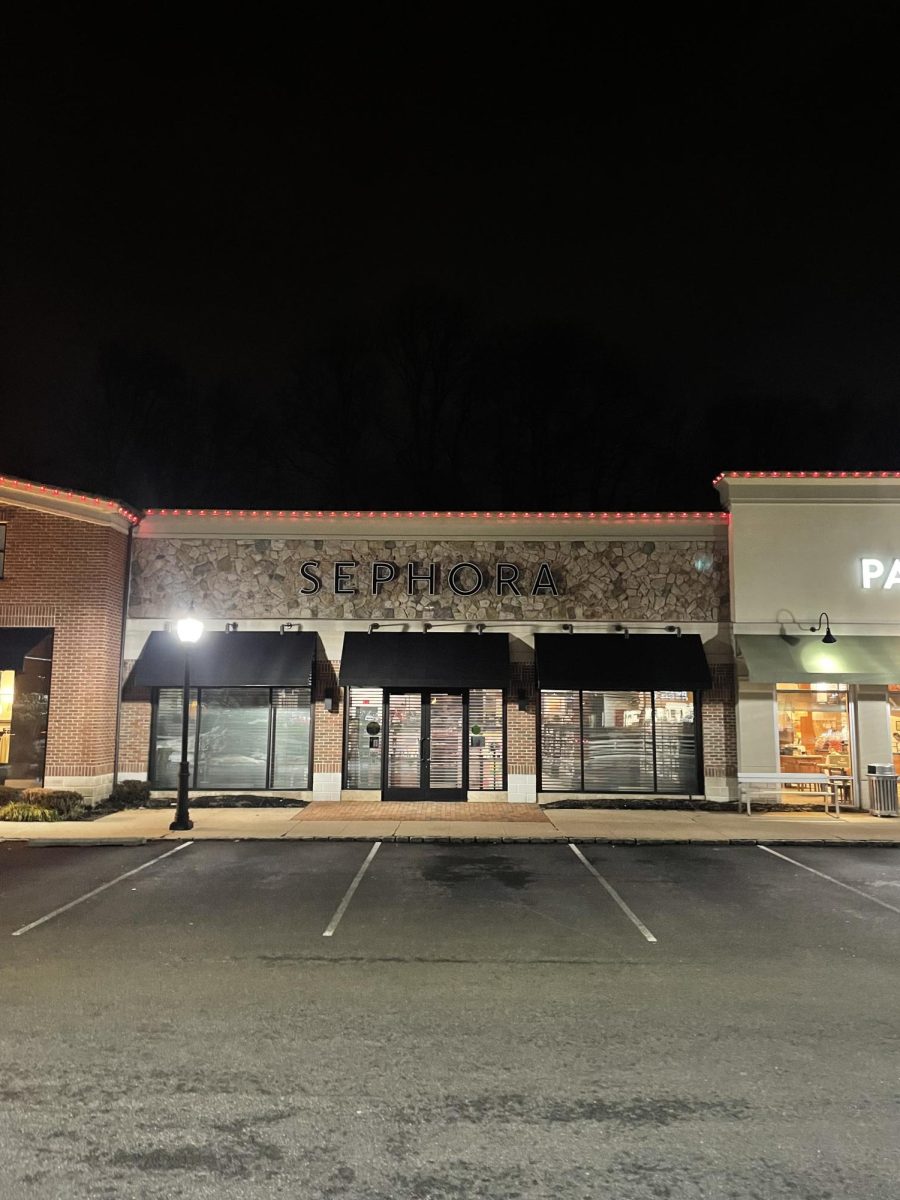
[2,805,900,845]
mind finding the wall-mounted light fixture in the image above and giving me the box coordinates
[475,623,486,635]
[809,612,837,644]
[279,622,301,635]
[517,688,530,712]
[323,693,338,713]
[368,623,380,634]
[664,625,682,637]
[224,622,239,633]
[614,624,630,638]
[561,622,574,634]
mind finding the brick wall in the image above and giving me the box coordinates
[507,663,536,777]
[0,504,129,802]
[117,659,152,775]
[313,659,343,776]
[701,662,738,796]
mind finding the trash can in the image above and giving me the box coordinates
[867,765,900,817]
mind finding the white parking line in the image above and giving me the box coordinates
[759,845,900,915]
[323,842,382,937]
[569,844,658,943]
[11,842,194,937]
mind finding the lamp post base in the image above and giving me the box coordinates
[172,755,193,832]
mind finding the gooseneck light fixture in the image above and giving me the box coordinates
[170,615,204,831]
[809,612,837,644]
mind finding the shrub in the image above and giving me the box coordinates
[22,788,86,820]
[108,779,151,808]
[0,801,61,822]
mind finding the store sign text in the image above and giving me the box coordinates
[299,560,561,597]
[860,558,900,589]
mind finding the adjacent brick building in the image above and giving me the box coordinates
[0,476,139,803]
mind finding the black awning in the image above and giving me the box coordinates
[339,632,510,689]
[127,631,317,688]
[0,628,53,672]
[534,633,712,691]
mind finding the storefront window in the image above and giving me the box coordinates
[540,690,582,791]
[776,683,851,782]
[345,687,384,789]
[271,688,312,788]
[0,631,53,790]
[653,691,698,792]
[890,689,900,774]
[540,688,699,794]
[152,687,198,788]
[196,688,269,789]
[151,686,312,789]
[582,691,654,792]
[468,688,504,790]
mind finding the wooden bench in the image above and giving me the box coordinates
[737,772,853,817]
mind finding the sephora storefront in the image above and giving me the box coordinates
[720,472,900,808]
[120,510,736,803]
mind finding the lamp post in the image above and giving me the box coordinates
[170,616,204,831]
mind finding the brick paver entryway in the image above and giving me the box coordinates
[294,802,550,822]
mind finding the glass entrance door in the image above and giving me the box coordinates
[385,690,466,799]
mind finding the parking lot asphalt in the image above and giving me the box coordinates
[2,841,900,1199]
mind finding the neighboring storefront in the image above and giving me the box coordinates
[0,475,139,802]
[119,509,735,803]
[718,471,900,808]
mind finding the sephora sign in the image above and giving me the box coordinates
[298,559,561,597]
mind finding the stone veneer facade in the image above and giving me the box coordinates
[130,537,728,623]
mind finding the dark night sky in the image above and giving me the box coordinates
[3,7,900,511]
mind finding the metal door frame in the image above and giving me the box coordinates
[382,688,468,800]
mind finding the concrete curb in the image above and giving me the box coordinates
[22,837,152,847]
[9,835,900,848]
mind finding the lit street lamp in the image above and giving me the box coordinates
[170,616,204,831]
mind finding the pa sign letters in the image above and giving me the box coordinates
[861,558,900,589]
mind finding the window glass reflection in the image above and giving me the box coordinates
[151,685,312,790]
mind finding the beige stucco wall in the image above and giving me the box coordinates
[854,685,893,772]
[727,493,900,632]
[735,682,778,773]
